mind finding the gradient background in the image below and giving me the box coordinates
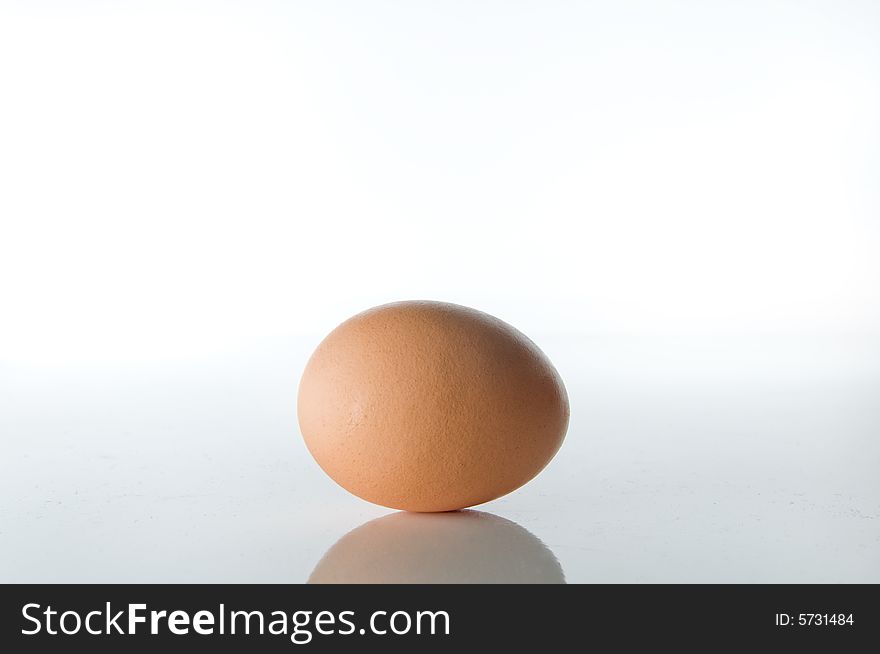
[1,1,878,582]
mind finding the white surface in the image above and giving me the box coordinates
[2,334,878,583]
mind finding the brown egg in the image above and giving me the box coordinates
[297,301,569,512]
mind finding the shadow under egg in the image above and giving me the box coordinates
[308,510,565,584]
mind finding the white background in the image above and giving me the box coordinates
[1,1,878,582]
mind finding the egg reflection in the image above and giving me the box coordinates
[308,510,565,584]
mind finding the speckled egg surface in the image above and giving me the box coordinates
[297,301,569,512]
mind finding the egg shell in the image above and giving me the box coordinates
[297,301,569,512]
